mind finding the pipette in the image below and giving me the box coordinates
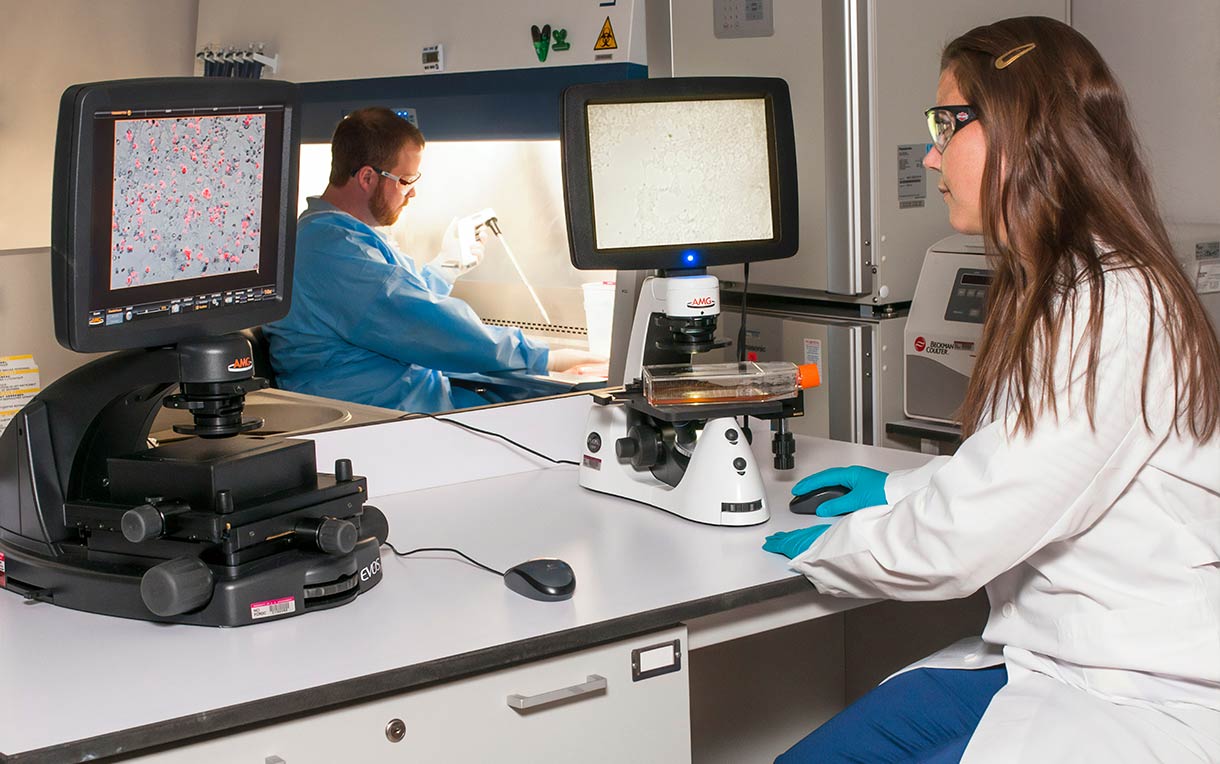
[497,231,552,326]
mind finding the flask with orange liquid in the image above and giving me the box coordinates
[642,361,821,407]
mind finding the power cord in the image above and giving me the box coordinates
[409,412,580,466]
[737,262,751,363]
[737,262,754,441]
[383,541,505,577]
[382,414,574,580]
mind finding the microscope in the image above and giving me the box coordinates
[560,77,803,526]
[0,78,385,626]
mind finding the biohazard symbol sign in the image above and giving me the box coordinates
[594,17,618,50]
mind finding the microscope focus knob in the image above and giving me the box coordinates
[617,425,663,469]
[122,500,190,542]
[121,503,165,542]
[615,437,638,458]
[141,556,214,617]
[315,518,359,555]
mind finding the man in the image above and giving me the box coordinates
[265,107,599,413]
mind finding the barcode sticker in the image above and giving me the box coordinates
[0,552,6,573]
[250,596,296,620]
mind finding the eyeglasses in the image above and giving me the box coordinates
[924,105,980,152]
[354,165,422,188]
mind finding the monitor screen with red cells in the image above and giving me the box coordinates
[53,78,297,353]
[111,114,265,290]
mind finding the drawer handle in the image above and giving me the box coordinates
[506,674,608,711]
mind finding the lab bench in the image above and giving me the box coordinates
[0,394,937,763]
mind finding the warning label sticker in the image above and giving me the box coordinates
[803,338,822,368]
[1196,260,1220,295]
[897,144,927,209]
[595,16,618,50]
[250,596,296,620]
[1194,241,1220,295]
[0,356,40,435]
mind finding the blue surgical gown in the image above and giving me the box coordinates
[264,198,549,413]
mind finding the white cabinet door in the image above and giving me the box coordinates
[129,626,690,763]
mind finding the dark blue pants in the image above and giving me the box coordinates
[776,666,1008,764]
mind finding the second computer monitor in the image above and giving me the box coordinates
[562,77,798,272]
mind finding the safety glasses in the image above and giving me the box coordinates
[355,166,422,188]
[924,105,979,152]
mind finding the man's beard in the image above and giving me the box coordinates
[369,187,406,227]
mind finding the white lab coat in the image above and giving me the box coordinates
[792,267,1220,762]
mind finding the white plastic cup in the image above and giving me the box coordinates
[581,281,616,358]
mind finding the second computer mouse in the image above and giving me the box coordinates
[503,558,576,602]
[789,485,850,515]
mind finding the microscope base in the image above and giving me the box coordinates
[578,404,770,526]
[0,535,384,627]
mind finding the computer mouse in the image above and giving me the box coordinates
[503,558,576,602]
[789,485,850,515]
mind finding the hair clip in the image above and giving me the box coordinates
[995,42,1037,69]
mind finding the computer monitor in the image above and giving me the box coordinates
[52,78,301,353]
[562,77,798,272]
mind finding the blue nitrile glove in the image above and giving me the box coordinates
[763,525,831,559]
[792,465,889,517]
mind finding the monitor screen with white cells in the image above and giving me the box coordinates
[110,113,265,290]
[587,98,774,250]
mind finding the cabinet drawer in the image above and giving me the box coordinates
[130,626,689,763]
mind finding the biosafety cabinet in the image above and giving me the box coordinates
[195,1,648,357]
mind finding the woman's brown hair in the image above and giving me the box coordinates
[945,16,1220,441]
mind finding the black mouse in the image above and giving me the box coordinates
[789,485,850,515]
[503,558,576,602]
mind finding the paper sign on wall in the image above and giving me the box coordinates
[897,144,927,209]
[1195,241,1220,295]
[0,355,40,434]
[803,338,822,372]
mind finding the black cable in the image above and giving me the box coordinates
[737,262,754,438]
[412,412,580,466]
[737,262,751,363]
[383,541,505,577]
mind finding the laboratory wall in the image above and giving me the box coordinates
[1075,0,1220,225]
[1074,0,1220,333]
[0,0,200,383]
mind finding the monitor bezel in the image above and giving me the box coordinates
[562,77,799,271]
[52,78,301,353]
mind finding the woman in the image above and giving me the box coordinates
[764,16,1220,763]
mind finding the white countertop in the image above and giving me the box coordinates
[0,394,930,759]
